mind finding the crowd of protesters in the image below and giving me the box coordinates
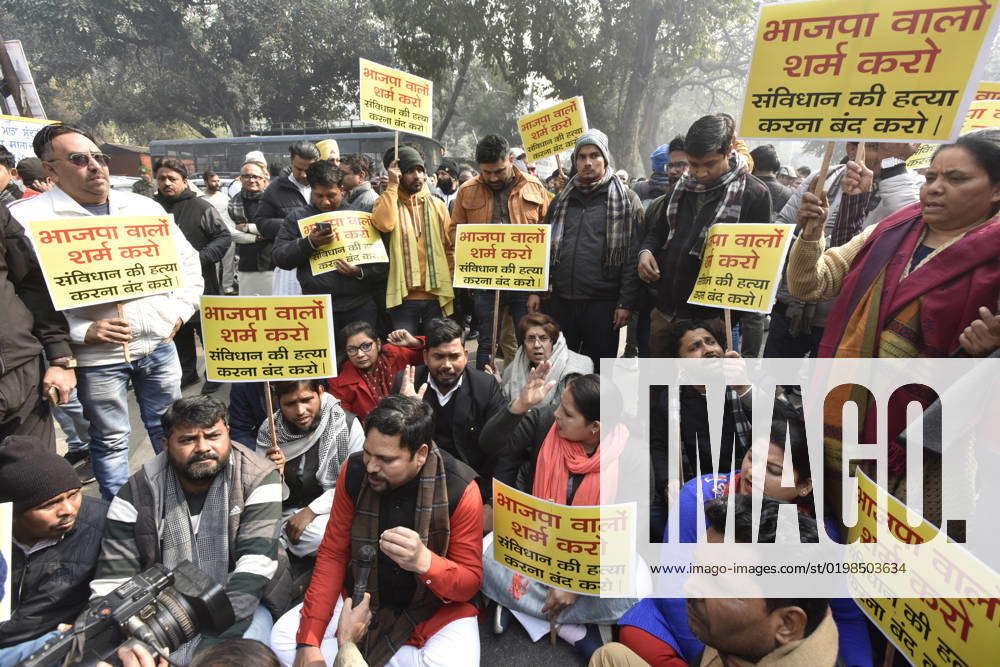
[1,113,999,667]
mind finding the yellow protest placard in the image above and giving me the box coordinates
[201,295,336,382]
[297,211,388,276]
[517,97,589,163]
[906,142,938,170]
[0,114,54,163]
[960,98,1000,133]
[973,80,1000,100]
[847,471,999,667]
[359,58,432,138]
[687,223,794,313]
[28,215,185,310]
[739,0,1000,141]
[492,480,635,596]
[453,224,550,291]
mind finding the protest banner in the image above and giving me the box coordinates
[517,97,588,163]
[740,0,1000,142]
[959,97,1000,133]
[359,58,432,139]
[0,113,54,163]
[687,223,794,315]
[453,224,550,292]
[973,80,1000,99]
[492,480,635,597]
[905,142,939,170]
[297,211,388,276]
[201,295,336,382]
[0,502,10,622]
[28,215,185,310]
[847,470,999,667]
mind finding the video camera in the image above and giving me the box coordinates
[22,560,234,667]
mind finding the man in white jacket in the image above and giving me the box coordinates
[8,124,204,500]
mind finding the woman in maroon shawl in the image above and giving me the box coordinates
[786,130,1000,516]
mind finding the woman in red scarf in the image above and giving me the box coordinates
[787,129,1000,518]
[480,366,633,660]
[326,322,425,423]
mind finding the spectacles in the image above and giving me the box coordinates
[46,152,111,167]
[525,335,551,345]
[345,341,376,356]
[240,174,266,181]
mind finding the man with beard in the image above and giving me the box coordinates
[372,146,455,334]
[230,160,274,295]
[432,158,460,209]
[633,137,688,205]
[154,158,232,390]
[453,135,550,370]
[529,129,643,370]
[637,114,771,357]
[274,395,482,667]
[392,317,505,529]
[91,396,289,657]
[0,437,107,664]
[255,379,364,558]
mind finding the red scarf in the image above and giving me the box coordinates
[532,422,628,505]
[360,354,392,405]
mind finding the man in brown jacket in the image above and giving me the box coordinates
[452,134,550,369]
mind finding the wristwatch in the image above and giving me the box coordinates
[50,357,77,369]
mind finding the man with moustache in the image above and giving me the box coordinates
[91,396,288,657]
[274,395,483,667]
[431,158,461,209]
[255,379,364,558]
[0,437,107,663]
[452,134,550,369]
[372,146,455,334]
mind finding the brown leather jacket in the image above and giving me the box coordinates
[451,166,550,224]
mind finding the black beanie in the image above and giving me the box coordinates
[0,436,81,513]
[437,159,459,180]
[382,145,425,174]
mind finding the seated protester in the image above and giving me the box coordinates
[619,408,872,667]
[256,379,364,558]
[593,497,843,667]
[493,313,593,410]
[271,396,483,666]
[327,322,426,424]
[480,371,636,660]
[91,396,290,661]
[0,437,107,664]
[392,317,506,524]
[229,381,269,449]
[272,161,388,353]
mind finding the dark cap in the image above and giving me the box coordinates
[0,436,81,513]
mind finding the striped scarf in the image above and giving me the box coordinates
[549,169,636,269]
[386,188,454,313]
[664,152,750,260]
[350,444,451,666]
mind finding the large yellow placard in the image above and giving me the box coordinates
[687,224,794,313]
[959,98,1000,133]
[973,80,1000,100]
[739,0,1000,141]
[517,97,589,163]
[297,211,388,276]
[201,295,336,382]
[28,215,184,310]
[847,471,999,667]
[453,224,550,292]
[359,58,432,138]
[492,480,635,596]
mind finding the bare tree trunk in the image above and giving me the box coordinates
[613,0,662,176]
[436,49,471,143]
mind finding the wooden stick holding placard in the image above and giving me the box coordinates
[394,131,399,162]
[489,290,501,370]
[811,141,836,197]
[723,308,733,352]
[116,303,131,363]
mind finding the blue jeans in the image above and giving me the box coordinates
[0,629,61,666]
[76,342,182,500]
[389,299,443,336]
[52,389,91,452]
[473,290,528,369]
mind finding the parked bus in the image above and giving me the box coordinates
[149,124,444,177]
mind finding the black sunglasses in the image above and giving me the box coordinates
[46,152,112,167]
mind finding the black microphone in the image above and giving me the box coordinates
[352,545,376,609]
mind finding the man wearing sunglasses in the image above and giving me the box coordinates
[8,124,204,502]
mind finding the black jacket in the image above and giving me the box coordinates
[391,366,506,502]
[547,180,643,309]
[0,495,108,647]
[257,176,308,241]
[272,205,388,312]
[756,173,793,220]
[230,193,272,272]
[639,173,772,320]
[156,190,231,295]
[0,204,72,373]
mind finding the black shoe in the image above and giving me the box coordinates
[201,381,222,394]
[64,450,96,484]
[180,373,200,389]
[572,624,605,662]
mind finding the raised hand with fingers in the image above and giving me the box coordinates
[840,160,874,196]
[960,306,1000,356]
[387,329,421,348]
[510,360,557,414]
[400,365,428,399]
[797,191,829,241]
